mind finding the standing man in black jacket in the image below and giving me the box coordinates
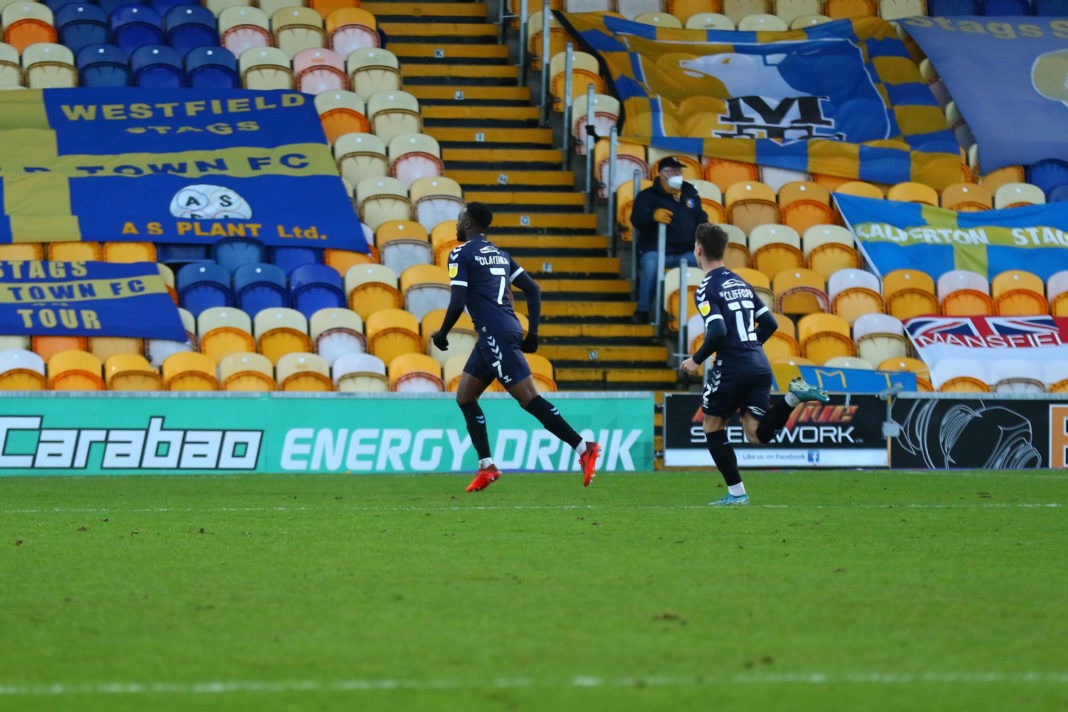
[629,156,708,324]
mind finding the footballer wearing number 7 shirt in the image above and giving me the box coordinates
[431,202,601,492]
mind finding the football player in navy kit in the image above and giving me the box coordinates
[680,223,829,505]
[431,202,601,492]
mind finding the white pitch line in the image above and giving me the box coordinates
[2,672,1067,696]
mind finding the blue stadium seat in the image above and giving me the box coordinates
[177,262,233,317]
[928,0,981,13]
[163,5,218,54]
[981,0,1031,13]
[76,43,129,87]
[1033,0,1063,15]
[156,244,211,267]
[185,46,238,89]
[212,235,265,273]
[270,246,322,276]
[99,0,146,14]
[1026,159,1068,196]
[130,44,183,87]
[1049,184,1068,203]
[110,5,163,55]
[55,3,108,54]
[150,0,191,12]
[44,0,84,13]
[234,263,289,315]
[288,263,346,319]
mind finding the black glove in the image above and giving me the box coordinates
[521,332,538,353]
[431,330,449,351]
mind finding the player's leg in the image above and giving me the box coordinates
[701,361,748,506]
[457,349,499,492]
[632,249,658,323]
[507,361,601,486]
[753,377,830,444]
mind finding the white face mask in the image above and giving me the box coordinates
[666,175,684,190]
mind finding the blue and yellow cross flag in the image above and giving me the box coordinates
[558,13,966,188]
[0,88,368,251]
[0,260,186,338]
[835,193,1068,281]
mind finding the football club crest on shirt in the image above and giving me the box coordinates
[448,264,458,278]
[698,301,711,316]
[686,198,696,208]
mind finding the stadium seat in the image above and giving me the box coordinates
[614,178,652,243]
[177,262,234,317]
[388,351,443,392]
[254,306,312,364]
[880,0,927,20]
[46,349,103,391]
[525,11,566,71]
[828,267,884,325]
[332,351,388,392]
[400,264,451,322]
[737,12,787,29]
[689,179,727,223]
[717,223,748,270]
[47,240,101,261]
[197,305,255,362]
[662,266,706,332]
[130,44,184,88]
[883,268,938,321]
[410,176,465,233]
[798,312,855,365]
[992,269,1048,316]
[239,46,293,90]
[218,351,276,391]
[77,43,129,87]
[157,243,211,268]
[185,46,238,89]
[162,350,219,391]
[834,180,884,201]
[1048,270,1068,317]
[442,352,471,392]
[367,89,422,144]
[23,42,76,88]
[940,182,992,212]
[315,89,368,144]
[421,308,476,366]
[0,39,19,87]
[932,357,990,393]
[0,243,44,260]
[1026,159,1068,197]
[749,224,803,281]
[335,132,388,188]
[163,5,217,54]
[376,219,431,276]
[1049,185,1068,203]
[760,166,810,194]
[310,0,358,18]
[270,245,322,276]
[365,307,421,366]
[823,355,873,370]
[219,5,272,57]
[430,220,461,268]
[325,6,377,56]
[773,268,828,315]
[56,2,107,54]
[346,47,400,99]
[345,262,402,320]
[310,306,365,364]
[271,6,325,57]
[977,161,1026,194]
[0,348,47,390]
[110,5,163,55]
[526,353,558,392]
[722,0,769,24]
[571,93,619,156]
[734,266,774,308]
[887,181,939,206]
[293,46,346,93]
[276,351,333,391]
[993,182,1046,209]
[3,1,58,53]
[104,353,162,390]
[1043,360,1068,393]
[989,359,1045,394]
[760,312,799,362]
[878,356,932,391]
[1035,0,1067,14]
[774,0,820,24]
[212,235,265,273]
[102,241,157,263]
[852,312,908,366]
[0,336,30,353]
[356,176,411,232]
[789,12,832,26]
[594,138,649,199]
[234,262,289,315]
[725,180,779,235]
[388,133,443,190]
[928,0,980,14]
[779,181,834,235]
[87,335,143,362]
[144,307,196,367]
[289,263,346,318]
[548,49,605,113]
[324,246,375,277]
[802,224,858,279]
[937,269,994,316]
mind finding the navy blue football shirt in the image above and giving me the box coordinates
[694,266,772,368]
[448,236,525,334]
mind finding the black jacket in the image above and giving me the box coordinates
[630,180,708,256]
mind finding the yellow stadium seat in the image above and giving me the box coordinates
[834,180,885,200]
[254,307,312,364]
[32,335,88,363]
[734,266,773,308]
[4,2,57,54]
[104,353,161,391]
[992,270,1048,316]
[703,159,760,193]
[219,351,276,391]
[722,0,769,24]
[668,0,723,24]
[718,223,749,270]
[880,0,927,21]
[648,147,702,183]
[775,0,821,24]
[400,263,451,321]
[335,133,388,189]
[1048,270,1068,317]
[803,224,859,279]
[684,11,733,27]
[779,181,834,235]
[346,47,400,99]
[23,42,75,88]
[198,306,256,362]
[324,247,376,277]
[548,50,606,113]
[689,178,727,223]
[365,307,421,367]
[978,164,1026,194]
[572,93,619,156]
[356,176,411,233]
[310,306,365,364]
[88,336,143,362]
[145,307,197,367]
[883,268,938,321]
[0,348,46,390]
[878,356,932,392]
[410,176,465,233]
[421,308,476,366]
[526,11,567,71]
[271,6,325,57]
[219,6,272,58]
[431,220,461,268]
[162,351,218,391]
[315,89,369,145]
[526,352,558,392]
[324,6,377,56]
[332,352,388,392]
[790,13,832,28]
[443,352,472,391]
[940,182,992,212]
[823,355,873,370]
[828,267,884,324]
[276,352,333,391]
[47,349,104,391]
[763,312,799,362]
[616,178,653,242]
[102,241,157,263]
[772,268,828,315]
[388,351,443,392]
[770,356,814,391]
[376,219,431,275]
[238,46,293,90]
[937,269,994,316]
[823,0,876,18]
[366,89,422,144]
[993,182,1046,209]
[887,181,939,206]
[47,241,101,261]
[725,180,780,235]
[737,12,786,30]
[344,262,402,320]
[748,224,803,281]
[797,313,855,365]
[663,266,706,332]
[0,243,44,260]
[594,138,649,199]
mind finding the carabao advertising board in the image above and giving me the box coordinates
[0,393,653,475]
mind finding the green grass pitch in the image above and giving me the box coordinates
[2,470,1066,712]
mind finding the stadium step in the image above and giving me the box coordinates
[447,170,575,187]
[388,44,510,61]
[421,105,540,124]
[424,127,554,147]
[514,256,620,277]
[442,148,563,168]
[492,234,609,252]
[364,1,488,20]
[463,191,585,210]
[401,64,519,84]
[408,86,532,105]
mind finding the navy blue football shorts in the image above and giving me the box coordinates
[463,329,532,388]
[701,358,772,420]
